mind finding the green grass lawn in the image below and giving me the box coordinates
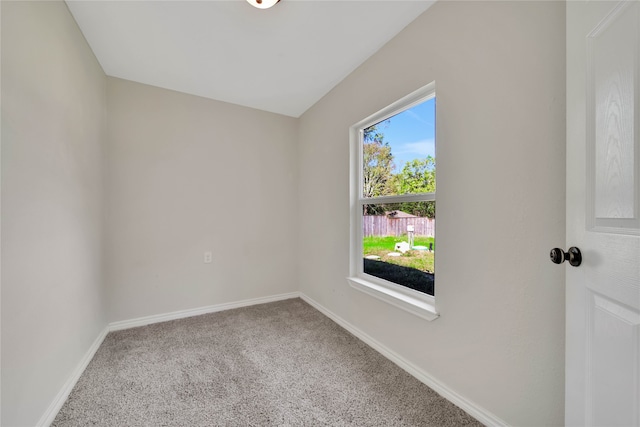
[363,235,435,253]
[363,234,435,273]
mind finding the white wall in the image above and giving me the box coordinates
[105,78,299,322]
[298,2,566,426]
[1,2,107,425]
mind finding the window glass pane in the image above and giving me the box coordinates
[362,98,435,198]
[362,202,435,296]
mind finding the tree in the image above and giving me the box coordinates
[362,123,394,215]
[362,140,394,198]
[363,122,386,145]
[392,156,435,194]
[390,156,436,218]
[361,123,436,218]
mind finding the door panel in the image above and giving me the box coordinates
[588,293,640,426]
[567,1,640,426]
[587,1,640,233]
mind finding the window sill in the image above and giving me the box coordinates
[347,276,439,321]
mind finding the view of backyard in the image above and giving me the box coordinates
[359,95,435,296]
[363,235,435,272]
[363,234,435,296]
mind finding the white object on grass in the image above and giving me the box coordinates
[394,242,411,253]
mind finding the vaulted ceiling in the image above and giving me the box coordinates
[66,0,435,117]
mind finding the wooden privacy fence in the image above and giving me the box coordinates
[363,216,435,237]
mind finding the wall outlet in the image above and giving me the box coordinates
[204,251,212,264]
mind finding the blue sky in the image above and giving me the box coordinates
[376,97,435,173]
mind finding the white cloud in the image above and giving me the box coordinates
[394,139,435,157]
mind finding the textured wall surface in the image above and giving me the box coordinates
[297,2,566,426]
[1,2,107,425]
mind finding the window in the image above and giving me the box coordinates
[348,83,438,321]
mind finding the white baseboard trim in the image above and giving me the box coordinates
[299,293,509,427]
[37,326,109,427]
[38,292,300,426]
[109,291,300,332]
[39,292,500,426]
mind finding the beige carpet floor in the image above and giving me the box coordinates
[53,298,483,426]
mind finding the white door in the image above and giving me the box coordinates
[566,1,640,426]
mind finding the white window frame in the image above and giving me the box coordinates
[347,82,439,321]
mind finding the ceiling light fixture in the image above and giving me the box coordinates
[246,0,280,9]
